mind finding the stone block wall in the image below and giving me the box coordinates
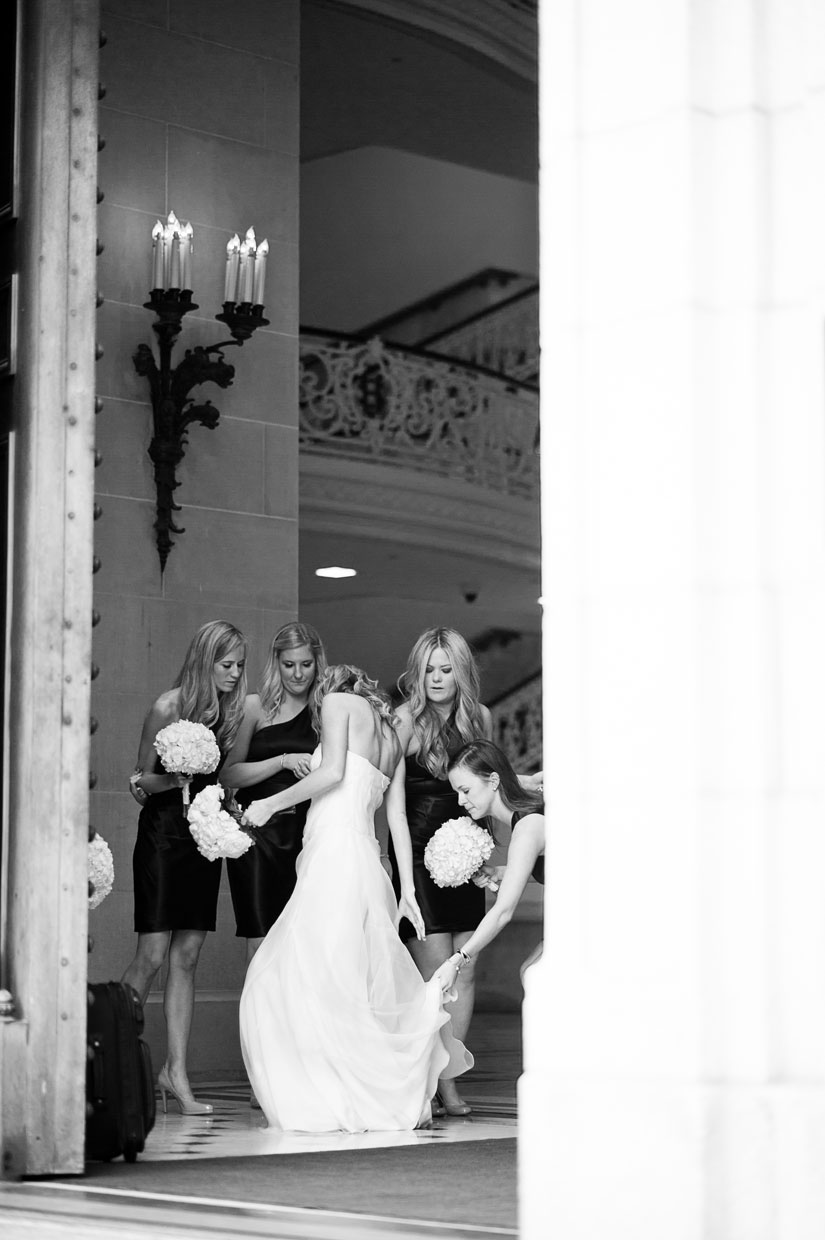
[89,0,300,1075]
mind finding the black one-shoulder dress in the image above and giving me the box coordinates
[226,706,315,938]
[390,748,486,941]
[133,762,223,934]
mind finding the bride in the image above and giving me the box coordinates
[239,663,472,1132]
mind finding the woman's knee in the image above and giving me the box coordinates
[132,933,169,976]
[168,931,206,975]
[408,935,451,980]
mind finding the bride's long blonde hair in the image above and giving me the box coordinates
[313,664,398,729]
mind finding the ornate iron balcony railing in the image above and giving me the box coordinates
[299,332,539,502]
[424,286,539,383]
[491,671,542,773]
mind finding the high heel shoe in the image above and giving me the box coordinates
[435,1088,472,1117]
[157,1065,213,1116]
[431,1094,446,1118]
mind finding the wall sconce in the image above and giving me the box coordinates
[133,213,270,573]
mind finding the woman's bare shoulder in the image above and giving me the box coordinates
[321,691,359,717]
[394,701,415,745]
[512,812,545,849]
[151,688,181,720]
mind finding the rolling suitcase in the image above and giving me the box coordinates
[85,981,156,1163]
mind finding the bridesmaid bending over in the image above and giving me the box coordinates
[391,627,493,1116]
[122,619,247,1115]
[435,740,545,994]
[221,622,326,963]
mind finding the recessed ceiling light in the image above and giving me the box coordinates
[315,566,357,579]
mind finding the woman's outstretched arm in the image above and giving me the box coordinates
[241,694,349,825]
[434,814,544,987]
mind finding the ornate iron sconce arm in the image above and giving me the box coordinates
[133,293,268,572]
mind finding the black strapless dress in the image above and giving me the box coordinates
[390,750,486,941]
[226,706,315,938]
[133,765,223,934]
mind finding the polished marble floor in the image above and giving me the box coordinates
[142,1078,516,1160]
[3,1013,521,1240]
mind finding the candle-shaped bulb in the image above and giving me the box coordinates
[151,219,164,291]
[224,233,241,303]
[239,238,254,304]
[244,226,256,252]
[253,238,269,306]
[180,221,194,291]
[168,214,181,289]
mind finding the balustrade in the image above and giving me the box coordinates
[427,287,539,382]
[491,672,542,772]
[299,332,539,501]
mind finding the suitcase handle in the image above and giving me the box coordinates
[88,1036,106,1103]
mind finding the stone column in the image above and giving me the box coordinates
[521,2,825,1235]
[0,0,99,1176]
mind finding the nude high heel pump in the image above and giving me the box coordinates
[157,1065,213,1116]
[435,1086,472,1117]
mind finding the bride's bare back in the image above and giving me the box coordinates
[334,692,400,779]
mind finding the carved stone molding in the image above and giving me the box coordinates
[334,0,538,81]
[301,454,540,568]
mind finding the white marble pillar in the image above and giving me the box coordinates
[521,2,825,1235]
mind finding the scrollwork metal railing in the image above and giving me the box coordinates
[425,286,539,382]
[299,332,539,500]
[491,671,542,772]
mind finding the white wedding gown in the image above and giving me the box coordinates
[239,749,473,1132]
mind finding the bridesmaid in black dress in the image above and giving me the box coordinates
[221,622,326,960]
[391,627,493,1115]
[122,619,247,1115]
[435,739,545,993]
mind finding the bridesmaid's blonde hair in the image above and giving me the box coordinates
[397,627,486,777]
[258,621,327,733]
[174,620,247,750]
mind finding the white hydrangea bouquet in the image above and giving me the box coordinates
[424,816,495,888]
[188,784,255,861]
[154,719,221,817]
[88,832,115,910]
